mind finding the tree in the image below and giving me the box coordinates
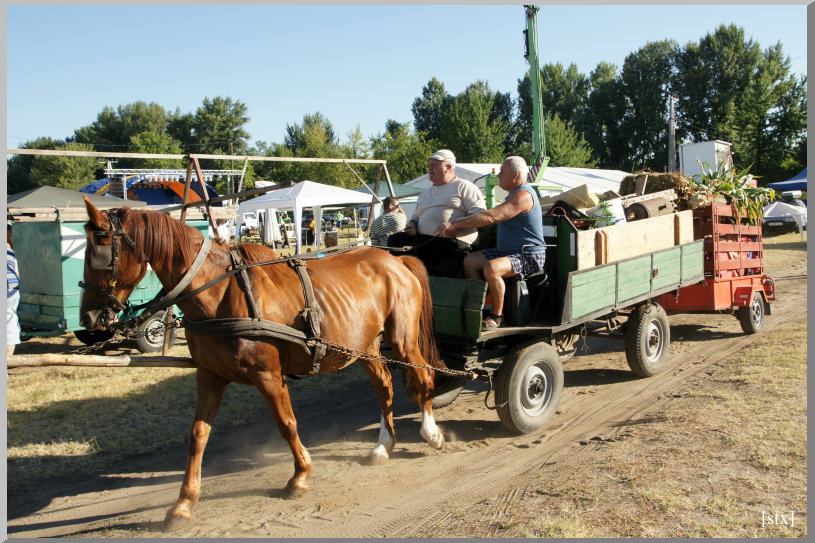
[618,39,678,171]
[583,62,628,169]
[187,96,251,159]
[411,78,450,143]
[7,136,65,194]
[542,114,597,168]
[72,101,168,152]
[438,81,510,163]
[672,24,806,181]
[370,120,435,183]
[128,131,184,169]
[672,25,762,148]
[341,125,370,159]
[29,143,99,191]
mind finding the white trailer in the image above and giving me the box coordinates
[679,140,733,179]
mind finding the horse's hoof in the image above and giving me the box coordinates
[426,433,445,450]
[366,451,390,466]
[284,486,308,499]
[164,514,191,533]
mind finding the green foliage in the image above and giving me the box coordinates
[683,162,774,223]
[7,137,65,194]
[187,96,250,165]
[438,81,511,163]
[411,78,449,143]
[127,131,184,169]
[544,114,597,168]
[370,120,435,183]
[29,143,99,191]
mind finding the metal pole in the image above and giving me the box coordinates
[668,95,677,172]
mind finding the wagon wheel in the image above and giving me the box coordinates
[624,303,670,377]
[494,340,564,434]
[135,311,178,353]
[737,292,765,334]
[553,329,581,364]
[74,329,115,346]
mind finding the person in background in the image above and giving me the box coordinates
[435,156,546,330]
[388,149,486,277]
[370,197,406,247]
[7,221,21,356]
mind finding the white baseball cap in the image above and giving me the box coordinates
[429,149,456,166]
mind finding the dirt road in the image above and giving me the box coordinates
[6,244,807,538]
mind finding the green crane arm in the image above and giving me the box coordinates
[524,5,548,181]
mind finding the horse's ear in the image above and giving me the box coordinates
[84,196,108,230]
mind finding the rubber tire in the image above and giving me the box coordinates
[431,373,467,409]
[553,330,580,364]
[495,340,564,434]
[135,311,177,353]
[738,292,765,334]
[74,329,115,346]
[624,303,670,378]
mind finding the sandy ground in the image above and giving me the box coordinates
[6,237,807,538]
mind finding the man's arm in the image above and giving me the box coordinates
[435,189,533,237]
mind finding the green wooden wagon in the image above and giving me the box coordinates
[428,215,705,434]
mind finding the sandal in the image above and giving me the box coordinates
[482,313,503,331]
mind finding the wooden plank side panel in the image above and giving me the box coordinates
[616,255,651,302]
[681,241,705,281]
[651,247,682,291]
[432,306,482,339]
[429,276,487,310]
[567,268,617,321]
[576,210,693,270]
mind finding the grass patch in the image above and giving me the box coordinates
[505,321,807,538]
[7,361,370,494]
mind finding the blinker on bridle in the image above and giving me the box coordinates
[79,210,137,313]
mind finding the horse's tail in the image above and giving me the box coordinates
[400,255,446,369]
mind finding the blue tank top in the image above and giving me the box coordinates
[497,184,546,254]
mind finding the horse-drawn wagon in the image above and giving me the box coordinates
[426,202,775,434]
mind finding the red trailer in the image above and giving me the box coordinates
[660,204,776,333]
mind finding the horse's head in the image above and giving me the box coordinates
[79,197,149,331]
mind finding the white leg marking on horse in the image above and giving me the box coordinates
[368,415,394,464]
[420,410,444,449]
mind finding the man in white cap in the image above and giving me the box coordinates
[388,149,486,277]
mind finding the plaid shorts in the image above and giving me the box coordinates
[482,248,546,277]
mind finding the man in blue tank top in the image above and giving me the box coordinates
[435,156,546,330]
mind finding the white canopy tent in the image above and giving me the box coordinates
[401,163,629,217]
[237,180,376,253]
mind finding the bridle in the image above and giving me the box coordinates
[79,210,138,322]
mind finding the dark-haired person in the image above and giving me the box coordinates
[370,196,406,247]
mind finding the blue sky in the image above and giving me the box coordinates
[6,4,809,151]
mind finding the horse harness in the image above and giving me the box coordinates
[82,212,476,379]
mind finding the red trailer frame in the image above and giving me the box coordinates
[660,204,776,332]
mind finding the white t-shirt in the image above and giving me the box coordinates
[411,178,486,246]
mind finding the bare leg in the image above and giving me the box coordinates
[483,256,514,317]
[252,370,312,498]
[165,369,229,531]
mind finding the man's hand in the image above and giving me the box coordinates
[404,221,417,236]
[435,221,456,237]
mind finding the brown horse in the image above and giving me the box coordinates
[79,198,447,531]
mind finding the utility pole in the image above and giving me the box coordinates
[668,95,677,172]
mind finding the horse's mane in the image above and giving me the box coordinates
[118,207,204,265]
[117,207,283,266]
